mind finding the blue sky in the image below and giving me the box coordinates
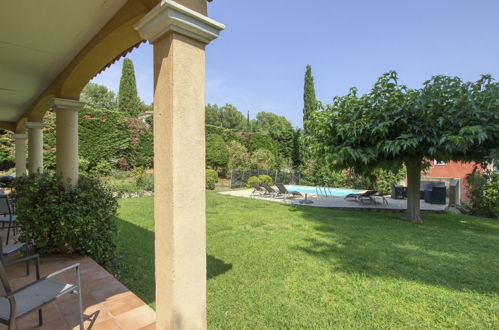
[92,0,499,127]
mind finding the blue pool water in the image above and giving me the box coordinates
[285,185,363,196]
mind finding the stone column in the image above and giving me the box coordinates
[50,98,84,185]
[134,2,224,329]
[25,122,47,174]
[12,133,28,177]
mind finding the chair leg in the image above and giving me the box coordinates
[6,226,10,245]
[77,266,84,330]
[25,245,30,276]
[38,308,43,326]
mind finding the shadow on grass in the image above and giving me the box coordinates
[289,205,499,295]
[109,217,232,307]
[207,255,233,279]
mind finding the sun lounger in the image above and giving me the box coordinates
[250,182,266,196]
[344,190,378,205]
[275,183,303,199]
[261,183,279,198]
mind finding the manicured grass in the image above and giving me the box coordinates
[113,192,499,328]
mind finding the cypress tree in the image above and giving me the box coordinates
[118,58,141,117]
[246,111,251,131]
[303,65,317,134]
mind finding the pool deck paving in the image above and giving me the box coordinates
[219,189,448,212]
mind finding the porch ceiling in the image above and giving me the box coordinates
[0,0,127,123]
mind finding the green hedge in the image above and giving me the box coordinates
[78,107,129,167]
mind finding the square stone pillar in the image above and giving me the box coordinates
[49,98,84,185]
[12,133,28,177]
[135,2,224,329]
[25,122,48,174]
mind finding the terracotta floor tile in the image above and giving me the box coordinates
[114,305,156,330]
[92,286,130,303]
[140,323,156,330]
[87,318,123,330]
[104,292,146,316]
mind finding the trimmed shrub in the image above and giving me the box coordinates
[206,169,218,190]
[206,134,229,171]
[246,176,261,188]
[258,174,273,185]
[466,171,499,219]
[12,172,118,264]
[246,174,273,188]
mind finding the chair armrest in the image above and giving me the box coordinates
[6,263,81,297]
[3,254,40,279]
[46,263,80,279]
[3,254,39,267]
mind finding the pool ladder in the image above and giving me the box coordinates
[315,185,332,197]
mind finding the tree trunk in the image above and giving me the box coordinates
[406,158,423,224]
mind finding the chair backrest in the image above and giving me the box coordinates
[0,195,11,216]
[261,183,275,193]
[275,183,287,194]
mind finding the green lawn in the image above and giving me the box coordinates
[112,192,499,328]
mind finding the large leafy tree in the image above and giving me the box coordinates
[118,58,141,117]
[254,111,293,132]
[80,83,117,111]
[309,71,498,223]
[303,64,317,134]
[205,103,245,130]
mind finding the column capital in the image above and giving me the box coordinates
[25,122,48,129]
[49,98,84,112]
[12,133,28,140]
[134,0,224,44]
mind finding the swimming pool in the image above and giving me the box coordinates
[285,185,363,197]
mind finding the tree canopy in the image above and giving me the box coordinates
[254,111,293,132]
[205,103,245,130]
[309,71,498,223]
[80,83,117,111]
